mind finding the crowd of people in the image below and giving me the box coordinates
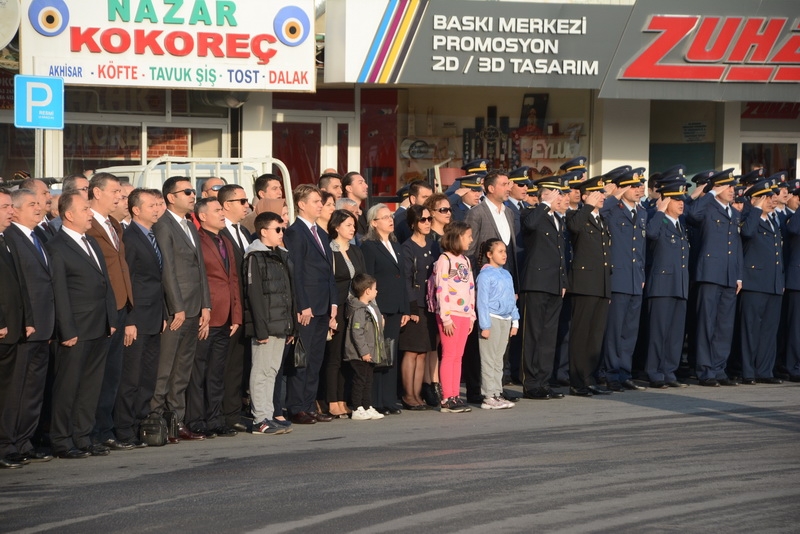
[1,158,798,470]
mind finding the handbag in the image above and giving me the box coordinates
[293,336,307,369]
[375,337,396,369]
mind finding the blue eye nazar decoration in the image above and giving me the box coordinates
[29,0,70,37]
[273,5,310,47]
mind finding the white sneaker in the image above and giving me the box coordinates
[497,396,515,409]
[351,407,371,421]
[365,406,385,420]
[480,396,505,410]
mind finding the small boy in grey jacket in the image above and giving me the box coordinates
[345,273,385,421]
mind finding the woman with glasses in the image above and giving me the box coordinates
[399,205,440,410]
[425,192,452,242]
[360,204,410,415]
[325,210,366,418]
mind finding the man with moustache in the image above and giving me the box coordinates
[45,191,117,458]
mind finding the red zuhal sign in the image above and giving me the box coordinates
[621,16,800,82]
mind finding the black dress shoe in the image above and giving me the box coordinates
[102,439,134,451]
[773,370,790,380]
[21,450,54,462]
[665,381,688,388]
[523,388,552,400]
[56,448,90,459]
[81,444,110,456]
[121,439,148,449]
[699,378,720,387]
[587,385,613,395]
[211,426,239,436]
[290,412,316,424]
[596,377,608,386]
[309,411,334,422]
[570,387,592,397]
[650,381,668,389]
[5,453,31,465]
[756,377,783,384]
[198,428,217,438]
[178,425,206,440]
[718,378,739,386]
[740,378,757,385]
[499,392,520,403]
[622,379,646,391]
[544,388,564,399]
[1,457,24,469]
[385,406,402,415]
[607,381,625,392]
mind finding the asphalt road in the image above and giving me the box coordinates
[2,382,799,533]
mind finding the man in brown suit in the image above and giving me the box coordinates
[86,173,135,450]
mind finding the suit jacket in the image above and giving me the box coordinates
[0,233,33,344]
[600,197,647,295]
[5,224,55,341]
[520,203,567,295]
[283,218,336,316]
[685,193,743,288]
[645,214,689,299]
[785,210,800,291]
[45,230,116,341]
[87,215,134,311]
[464,198,518,282]
[198,229,243,327]
[740,208,784,295]
[360,239,410,315]
[123,223,165,336]
[152,211,211,318]
[393,207,411,243]
[566,204,612,299]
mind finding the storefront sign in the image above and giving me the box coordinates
[325,0,630,89]
[741,102,800,119]
[19,0,315,91]
[600,0,800,101]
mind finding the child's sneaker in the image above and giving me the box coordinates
[498,396,515,409]
[440,397,468,413]
[252,419,287,435]
[481,396,506,410]
[365,406,385,420]
[351,407,371,420]
[453,397,472,412]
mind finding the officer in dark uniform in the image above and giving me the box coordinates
[519,175,569,399]
[526,182,540,206]
[738,179,784,384]
[391,182,412,242]
[600,167,648,391]
[560,157,588,212]
[685,169,743,387]
[565,176,613,396]
[444,159,490,200]
[644,179,690,388]
[783,179,800,381]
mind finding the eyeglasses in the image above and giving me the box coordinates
[419,216,433,223]
[171,189,196,196]
[266,226,284,234]
[225,198,249,205]
[76,186,89,192]
[436,207,452,213]
[375,215,393,221]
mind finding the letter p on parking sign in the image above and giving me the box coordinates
[14,75,64,130]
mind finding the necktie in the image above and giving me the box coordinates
[41,220,54,236]
[518,201,523,211]
[81,236,100,268]
[0,233,7,253]
[31,231,47,263]
[310,225,325,256]
[725,206,731,219]
[232,223,246,251]
[214,235,229,273]
[594,214,602,228]
[675,220,682,236]
[631,209,636,223]
[105,219,120,250]
[148,231,163,270]
[180,218,194,246]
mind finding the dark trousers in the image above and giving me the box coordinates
[569,295,609,389]
[186,325,231,431]
[273,343,291,418]
[373,312,401,408]
[552,294,572,383]
[462,327,482,400]
[349,360,374,409]
[93,307,127,443]
[739,291,782,379]
[645,297,686,383]
[786,290,800,376]
[50,336,110,453]
[286,314,329,415]
[602,292,643,383]
[114,333,160,442]
[223,326,248,428]
[521,291,562,392]
[695,283,736,381]
[151,314,199,423]
[8,341,50,455]
[0,343,19,458]
[326,328,347,403]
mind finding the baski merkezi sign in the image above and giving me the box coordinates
[20,0,316,91]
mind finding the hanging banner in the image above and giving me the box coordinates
[19,0,316,91]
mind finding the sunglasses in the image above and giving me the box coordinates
[267,226,284,234]
[225,198,249,205]
[419,216,433,223]
[436,207,452,213]
[171,188,196,196]
[207,184,225,192]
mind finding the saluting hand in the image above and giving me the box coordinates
[656,196,671,213]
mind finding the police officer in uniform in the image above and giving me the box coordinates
[783,179,800,381]
[448,174,484,222]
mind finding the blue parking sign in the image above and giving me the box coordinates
[14,75,64,130]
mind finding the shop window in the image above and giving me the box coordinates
[66,87,166,115]
[63,124,143,176]
[0,125,35,182]
[742,143,797,179]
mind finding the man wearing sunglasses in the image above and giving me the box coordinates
[151,177,211,441]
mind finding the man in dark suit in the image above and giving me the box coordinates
[519,176,569,400]
[19,178,55,243]
[738,180,784,384]
[218,184,252,431]
[86,173,135,451]
[685,169,743,387]
[151,177,211,441]
[644,180,690,388]
[116,188,165,447]
[342,172,370,237]
[186,198,242,437]
[283,184,337,424]
[600,167,648,392]
[45,191,117,458]
[3,190,55,464]
[565,177,613,397]
[0,189,35,469]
